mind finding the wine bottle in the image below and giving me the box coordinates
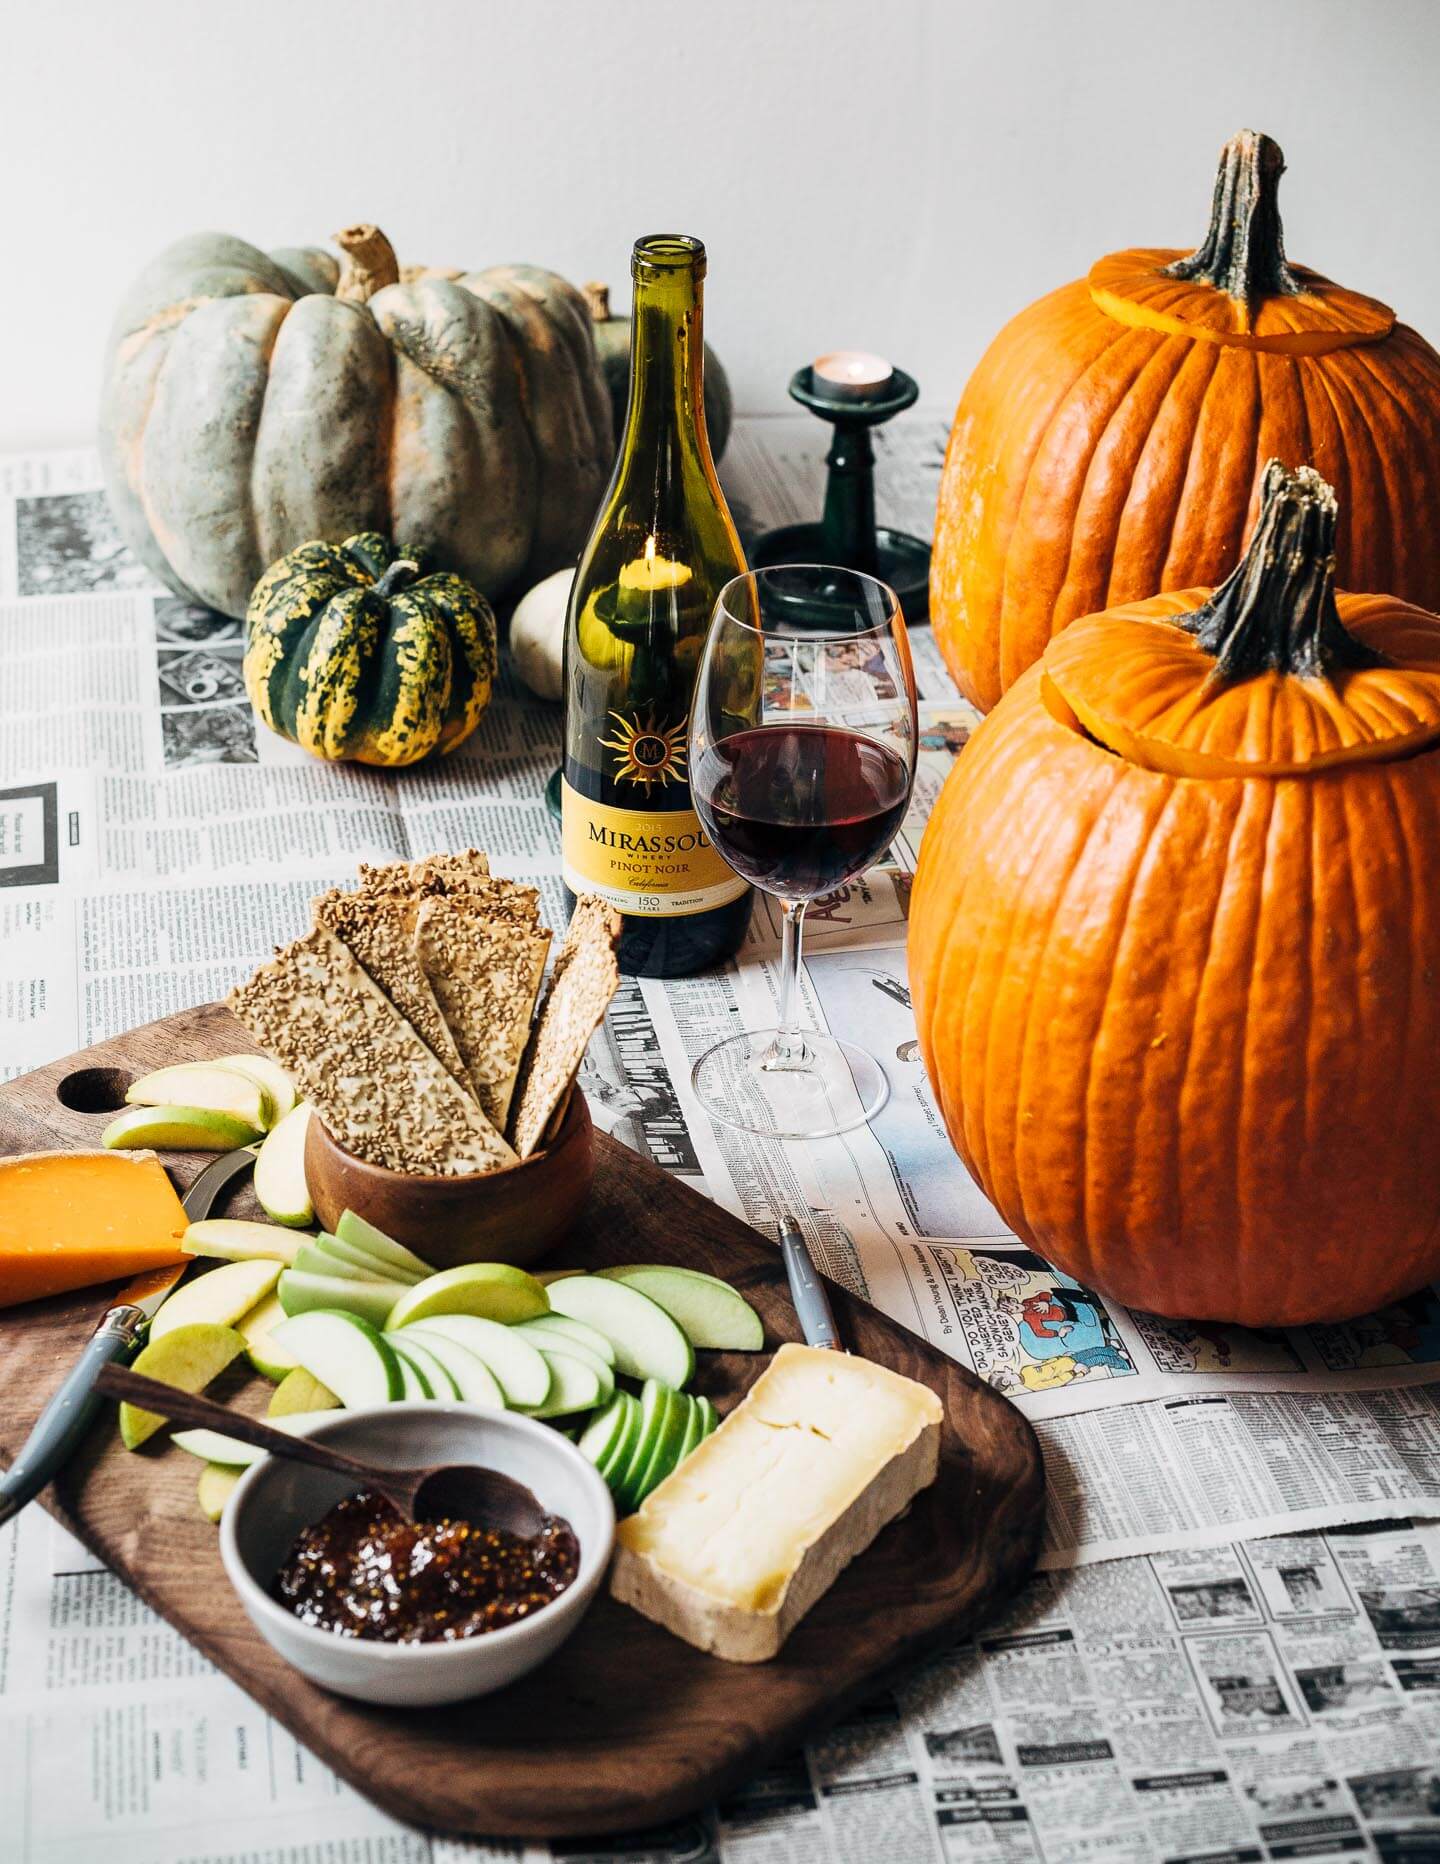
[561,234,753,977]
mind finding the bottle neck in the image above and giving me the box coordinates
[620,267,710,469]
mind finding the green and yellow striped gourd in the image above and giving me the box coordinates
[243,534,496,766]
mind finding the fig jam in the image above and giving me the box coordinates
[272,1489,581,1643]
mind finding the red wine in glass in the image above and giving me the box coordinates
[693,723,910,900]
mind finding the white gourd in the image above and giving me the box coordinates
[510,568,573,702]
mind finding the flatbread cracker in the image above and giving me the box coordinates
[357,850,495,901]
[314,888,475,1101]
[415,897,550,1129]
[509,897,621,1158]
[229,926,516,1175]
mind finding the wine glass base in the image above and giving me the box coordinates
[691,1029,889,1141]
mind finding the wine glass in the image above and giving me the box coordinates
[688,565,918,1140]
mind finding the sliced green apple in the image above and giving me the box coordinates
[102,1104,265,1151]
[578,1391,634,1469]
[214,1053,297,1124]
[197,1461,242,1520]
[514,1323,615,1406]
[523,1348,602,1419]
[267,1367,340,1417]
[385,1263,549,1331]
[546,1276,694,1388]
[173,1416,313,1466]
[334,1210,436,1281]
[292,1239,385,1282]
[611,1378,672,1511]
[277,1269,403,1329]
[126,1063,272,1130]
[393,1329,504,1409]
[254,1101,314,1226]
[392,1350,434,1401]
[675,1392,705,1462]
[401,1315,551,1408]
[118,1322,247,1449]
[515,1314,616,1367]
[183,1218,307,1268]
[631,1382,692,1509]
[270,1310,403,1407]
[149,1259,281,1341]
[391,1336,461,1401]
[598,1264,764,1351]
[314,1231,425,1284]
[595,1391,645,1489]
[239,1291,301,1380]
[697,1395,719,1437]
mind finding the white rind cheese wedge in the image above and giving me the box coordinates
[609,1343,943,1662]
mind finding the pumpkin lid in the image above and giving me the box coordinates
[1088,131,1395,355]
[1042,462,1440,778]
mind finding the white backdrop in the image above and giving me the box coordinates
[4,0,1440,453]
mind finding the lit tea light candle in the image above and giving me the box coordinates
[619,535,693,595]
[811,350,895,403]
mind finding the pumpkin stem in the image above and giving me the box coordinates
[333,225,400,304]
[1161,131,1302,321]
[583,281,612,322]
[1178,461,1385,682]
[371,557,422,600]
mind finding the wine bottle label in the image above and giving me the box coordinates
[561,781,747,917]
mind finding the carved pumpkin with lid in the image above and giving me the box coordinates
[932,131,1440,711]
[910,463,1440,1326]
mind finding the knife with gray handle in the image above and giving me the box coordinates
[0,1146,256,1527]
[778,1216,843,1352]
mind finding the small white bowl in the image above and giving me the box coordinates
[219,1403,615,1707]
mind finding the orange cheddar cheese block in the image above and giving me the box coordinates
[0,1149,189,1310]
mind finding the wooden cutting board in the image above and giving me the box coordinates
[0,1004,1046,1840]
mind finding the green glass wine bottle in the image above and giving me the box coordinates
[561,234,753,976]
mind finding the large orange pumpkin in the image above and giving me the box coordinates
[932,130,1440,713]
[910,462,1440,1327]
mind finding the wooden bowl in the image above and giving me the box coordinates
[304,1092,594,1270]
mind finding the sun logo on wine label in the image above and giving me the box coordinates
[600,711,689,788]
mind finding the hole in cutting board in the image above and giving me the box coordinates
[57,1067,133,1113]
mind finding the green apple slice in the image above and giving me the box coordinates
[391,1336,461,1401]
[675,1392,705,1463]
[595,1391,644,1487]
[597,1264,765,1351]
[522,1348,602,1419]
[612,1378,672,1511]
[126,1063,272,1130]
[197,1461,242,1521]
[314,1232,425,1284]
[402,1315,551,1408]
[215,1053,297,1124]
[270,1310,403,1407]
[334,1211,436,1281]
[102,1104,265,1150]
[393,1329,504,1409]
[577,1393,631,1466]
[239,1291,301,1380]
[277,1270,403,1329]
[118,1323,247,1449]
[514,1323,615,1405]
[254,1102,314,1226]
[385,1263,549,1330]
[515,1314,616,1367]
[697,1395,719,1437]
[631,1383,692,1508]
[291,1239,407,1285]
[183,1218,307,1268]
[173,1416,315,1466]
[149,1259,281,1341]
[268,1367,340,1417]
[393,1349,434,1401]
[546,1276,694,1388]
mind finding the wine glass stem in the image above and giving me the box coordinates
[763,899,810,1072]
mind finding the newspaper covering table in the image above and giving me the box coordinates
[2,422,1439,1861]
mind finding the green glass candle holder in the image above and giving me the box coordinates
[750,364,931,621]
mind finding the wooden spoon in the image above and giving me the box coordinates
[95,1364,548,1537]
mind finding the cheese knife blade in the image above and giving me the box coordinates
[0,1145,256,1526]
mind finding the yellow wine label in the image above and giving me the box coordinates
[561,781,747,917]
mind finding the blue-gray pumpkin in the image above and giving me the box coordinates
[244,533,496,766]
[101,224,613,619]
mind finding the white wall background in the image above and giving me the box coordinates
[5,0,1440,453]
